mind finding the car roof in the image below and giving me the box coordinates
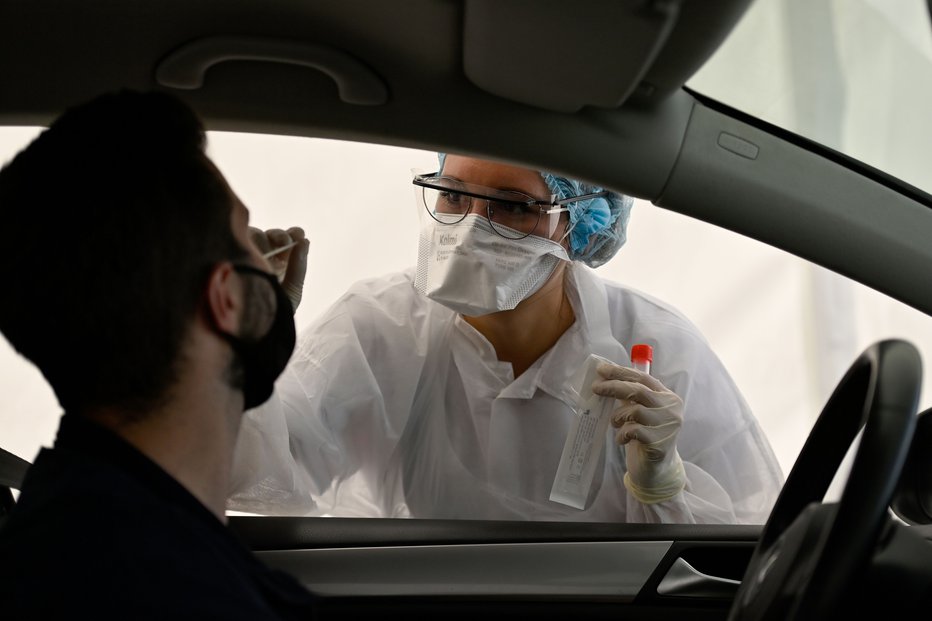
[2,0,932,317]
[0,0,738,180]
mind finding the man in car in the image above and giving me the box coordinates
[0,90,315,619]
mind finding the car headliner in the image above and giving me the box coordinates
[1,0,932,319]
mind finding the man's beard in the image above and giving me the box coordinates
[224,273,276,394]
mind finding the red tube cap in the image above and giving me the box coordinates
[631,343,653,363]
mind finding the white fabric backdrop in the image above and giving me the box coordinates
[4,132,932,479]
[3,0,932,484]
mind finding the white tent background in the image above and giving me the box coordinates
[3,0,932,486]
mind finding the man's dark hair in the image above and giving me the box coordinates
[0,90,247,418]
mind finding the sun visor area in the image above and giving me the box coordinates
[462,0,752,113]
[463,0,678,113]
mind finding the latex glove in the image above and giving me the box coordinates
[591,362,686,504]
[249,226,309,313]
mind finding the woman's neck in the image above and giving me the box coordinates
[463,263,576,378]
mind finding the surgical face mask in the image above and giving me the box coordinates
[222,265,296,410]
[414,214,570,316]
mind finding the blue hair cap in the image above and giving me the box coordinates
[438,153,633,268]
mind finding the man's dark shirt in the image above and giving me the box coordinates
[0,414,317,619]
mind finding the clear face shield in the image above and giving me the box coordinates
[412,172,574,242]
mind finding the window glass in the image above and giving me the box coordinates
[3,129,931,522]
[688,0,932,196]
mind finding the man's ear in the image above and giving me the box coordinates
[205,262,241,335]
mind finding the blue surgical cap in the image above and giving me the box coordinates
[438,153,632,268]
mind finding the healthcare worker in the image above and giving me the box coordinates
[229,154,784,524]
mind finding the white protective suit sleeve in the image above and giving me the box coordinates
[228,379,313,515]
[229,272,432,516]
[592,273,783,524]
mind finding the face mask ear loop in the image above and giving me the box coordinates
[558,213,577,247]
[542,193,573,245]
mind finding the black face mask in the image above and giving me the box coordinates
[222,265,296,410]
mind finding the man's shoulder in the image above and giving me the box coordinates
[6,441,184,524]
[1,446,233,577]
[1,455,202,565]
[0,550,298,621]
[0,468,308,619]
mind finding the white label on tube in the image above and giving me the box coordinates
[549,353,616,510]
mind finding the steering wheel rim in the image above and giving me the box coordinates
[728,339,922,620]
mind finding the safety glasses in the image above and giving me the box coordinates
[413,172,608,241]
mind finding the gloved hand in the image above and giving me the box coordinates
[591,362,686,504]
[249,226,309,313]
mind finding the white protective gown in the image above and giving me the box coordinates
[229,264,784,524]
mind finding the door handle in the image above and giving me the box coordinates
[656,557,741,598]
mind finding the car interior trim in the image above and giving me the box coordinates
[891,408,932,525]
[657,99,932,318]
[256,540,672,598]
[687,87,932,210]
[462,0,679,112]
[155,36,389,106]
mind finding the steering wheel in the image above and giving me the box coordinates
[727,339,922,620]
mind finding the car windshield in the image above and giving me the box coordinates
[687,0,932,197]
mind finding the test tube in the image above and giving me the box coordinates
[631,343,653,375]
